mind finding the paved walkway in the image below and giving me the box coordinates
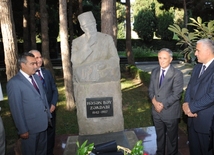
[136,61,193,90]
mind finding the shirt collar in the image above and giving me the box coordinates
[203,58,214,69]
[160,65,170,74]
[20,69,31,79]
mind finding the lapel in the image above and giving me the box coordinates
[17,72,41,95]
[78,34,94,64]
[189,61,214,96]
[41,68,47,80]
[154,67,161,90]
[197,61,214,82]
[33,74,46,98]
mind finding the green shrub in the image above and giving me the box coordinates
[138,70,151,87]
[116,39,178,51]
[129,65,139,79]
[132,47,156,58]
[128,65,151,87]
[133,9,156,42]
[156,12,174,41]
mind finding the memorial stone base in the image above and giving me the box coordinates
[74,81,124,135]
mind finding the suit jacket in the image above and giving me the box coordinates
[40,68,58,107]
[149,65,184,119]
[7,72,52,135]
[185,61,214,134]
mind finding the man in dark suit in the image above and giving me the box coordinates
[149,48,184,155]
[29,50,58,155]
[183,38,214,155]
[7,52,52,155]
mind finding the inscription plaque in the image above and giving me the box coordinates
[86,97,113,118]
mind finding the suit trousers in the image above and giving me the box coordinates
[21,130,47,155]
[47,111,56,155]
[153,117,179,155]
[188,124,212,155]
[0,116,5,155]
[210,115,214,154]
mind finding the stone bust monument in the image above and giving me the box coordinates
[71,11,124,135]
[71,11,120,83]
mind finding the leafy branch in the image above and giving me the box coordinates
[168,17,214,63]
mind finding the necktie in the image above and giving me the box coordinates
[29,75,40,93]
[199,65,206,77]
[159,70,165,87]
[37,70,46,88]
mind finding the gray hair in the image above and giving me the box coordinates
[29,49,40,54]
[158,48,173,57]
[197,38,214,53]
[18,52,35,68]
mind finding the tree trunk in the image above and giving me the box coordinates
[183,0,188,28]
[125,0,135,65]
[59,0,75,110]
[39,0,54,77]
[30,0,37,49]
[23,0,30,52]
[113,0,117,47]
[101,0,114,38]
[78,0,83,15]
[68,0,73,44]
[0,0,18,81]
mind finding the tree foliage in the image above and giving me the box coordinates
[133,7,156,42]
[116,2,126,39]
[168,17,214,62]
[157,0,183,10]
[156,11,174,40]
[157,0,214,21]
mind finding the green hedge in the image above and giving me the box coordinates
[117,39,179,51]
[127,65,151,87]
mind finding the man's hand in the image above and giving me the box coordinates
[50,105,56,113]
[152,97,164,113]
[182,102,197,117]
[20,132,29,139]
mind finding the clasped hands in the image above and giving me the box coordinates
[182,102,197,117]
[152,97,163,113]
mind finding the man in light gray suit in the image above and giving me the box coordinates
[7,53,52,155]
[149,48,183,155]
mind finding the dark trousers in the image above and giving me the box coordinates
[211,115,214,154]
[21,130,47,155]
[153,117,179,155]
[188,125,212,155]
[47,111,56,155]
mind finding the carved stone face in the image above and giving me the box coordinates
[81,22,97,36]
